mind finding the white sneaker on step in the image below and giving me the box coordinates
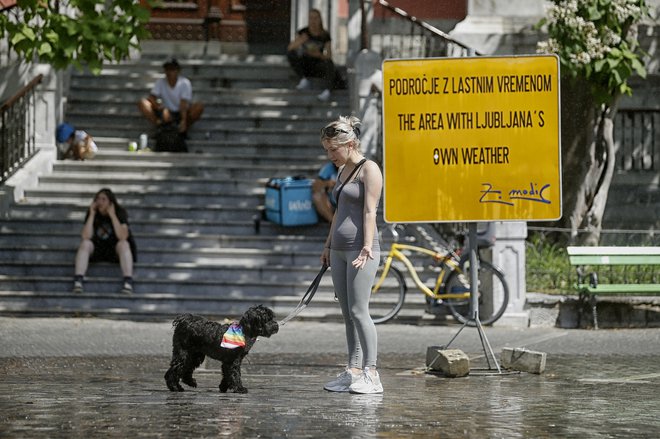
[296,77,311,90]
[317,89,331,102]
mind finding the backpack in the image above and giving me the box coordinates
[154,123,187,153]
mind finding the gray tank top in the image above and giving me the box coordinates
[330,167,380,251]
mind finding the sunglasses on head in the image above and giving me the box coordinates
[320,126,361,139]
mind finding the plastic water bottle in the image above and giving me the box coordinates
[139,133,148,150]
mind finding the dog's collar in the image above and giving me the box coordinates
[220,322,246,349]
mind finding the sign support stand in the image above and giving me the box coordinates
[443,222,502,373]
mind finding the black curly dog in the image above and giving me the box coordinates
[164,305,279,393]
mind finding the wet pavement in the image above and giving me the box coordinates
[1,317,659,438]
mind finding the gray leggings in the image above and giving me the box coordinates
[330,249,380,369]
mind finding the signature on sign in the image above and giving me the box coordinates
[479,183,551,206]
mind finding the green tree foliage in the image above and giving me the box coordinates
[536,0,650,104]
[0,0,152,74]
[534,0,651,245]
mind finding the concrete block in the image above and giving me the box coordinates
[500,347,546,374]
[426,346,470,377]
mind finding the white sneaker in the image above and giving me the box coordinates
[317,89,331,102]
[349,369,383,394]
[72,280,83,294]
[324,369,358,392]
[296,77,311,90]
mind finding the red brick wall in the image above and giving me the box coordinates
[372,0,467,20]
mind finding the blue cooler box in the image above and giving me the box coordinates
[265,177,319,226]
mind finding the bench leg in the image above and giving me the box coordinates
[578,291,599,330]
[590,295,599,330]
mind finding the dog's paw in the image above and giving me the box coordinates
[167,383,184,392]
[182,377,197,388]
[234,387,248,394]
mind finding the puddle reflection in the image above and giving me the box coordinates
[1,355,659,438]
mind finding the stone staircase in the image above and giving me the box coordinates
[0,53,390,321]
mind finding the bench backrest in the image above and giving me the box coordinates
[567,246,660,265]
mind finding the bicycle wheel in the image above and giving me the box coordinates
[370,265,406,324]
[444,259,509,326]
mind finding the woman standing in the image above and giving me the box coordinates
[319,116,384,394]
[73,188,137,295]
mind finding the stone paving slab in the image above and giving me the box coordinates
[1,317,659,438]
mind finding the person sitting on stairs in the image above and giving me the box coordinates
[287,8,336,102]
[55,122,98,161]
[73,188,137,295]
[137,57,204,135]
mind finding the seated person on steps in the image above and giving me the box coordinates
[137,57,204,135]
[287,8,335,102]
[73,188,137,295]
[312,162,338,222]
[56,122,98,160]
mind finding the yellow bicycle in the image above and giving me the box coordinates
[370,241,509,325]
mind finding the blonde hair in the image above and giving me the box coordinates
[322,115,362,151]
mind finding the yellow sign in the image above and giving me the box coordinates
[382,55,561,223]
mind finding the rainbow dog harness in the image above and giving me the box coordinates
[220,323,246,349]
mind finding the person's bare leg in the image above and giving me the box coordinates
[116,240,133,277]
[75,239,94,276]
[137,98,160,125]
[187,102,204,127]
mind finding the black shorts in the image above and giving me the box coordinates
[155,108,181,123]
[90,241,119,263]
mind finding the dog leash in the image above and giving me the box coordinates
[279,264,328,326]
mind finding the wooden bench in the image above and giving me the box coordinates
[567,246,660,328]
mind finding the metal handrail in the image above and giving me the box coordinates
[376,0,480,55]
[1,74,43,183]
[372,0,481,59]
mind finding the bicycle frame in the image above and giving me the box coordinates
[373,243,470,300]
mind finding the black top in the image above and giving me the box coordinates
[84,208,137,260]
[297,27,331,56]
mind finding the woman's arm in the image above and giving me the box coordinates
[320,40,333,61]
[81,202,96,240]
[287,32,308,51]
[107,203,130,241]
[353,161,383,269]
[320,212,336,267]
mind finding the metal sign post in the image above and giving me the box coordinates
[442,223,501,373]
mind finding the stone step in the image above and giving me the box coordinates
[0,291,348,322]
[1,261,329,283]
[0,231,325,252]
[0,217,329,236]
[66,124,329,143]
[67,111,332,130]
[22,189,264,208]
[67,88,346,106]
[37,174,272,194]
[66,101,344,119]
[7,203,260,221]
[0,245,321,266]
[75,59,292,78]
[49,160,317,179]
[0,291,428,322]
[56,138,328,157]
[80,151,325,167]
[0,274,333,296]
